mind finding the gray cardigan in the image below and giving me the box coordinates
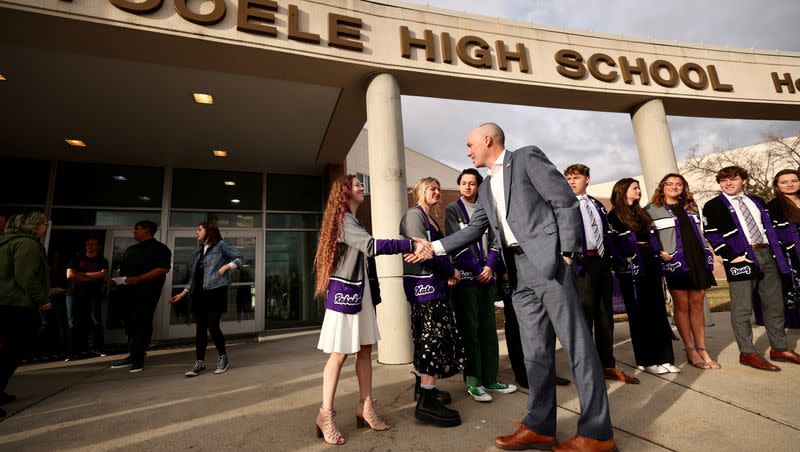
[644,203,704,254]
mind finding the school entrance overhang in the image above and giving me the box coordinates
[2,1,799,173]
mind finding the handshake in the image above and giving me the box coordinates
[403,237,435,264]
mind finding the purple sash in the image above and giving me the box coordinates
[325,277,364,314]
[402,274,445,304]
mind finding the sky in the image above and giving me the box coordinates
[397,0,800,183]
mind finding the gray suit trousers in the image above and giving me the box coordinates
[508,250,613,440]
[728,247,787,354]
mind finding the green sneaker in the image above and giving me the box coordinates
[485,382,518,394]
[466,385,492,402]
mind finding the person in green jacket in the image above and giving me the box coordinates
[0,211,51,418]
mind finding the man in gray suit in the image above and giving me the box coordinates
[431,123,615,452]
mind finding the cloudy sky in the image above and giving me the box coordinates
[397,0,800,183]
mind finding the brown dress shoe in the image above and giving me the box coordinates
[552,434,618,452]
[739,353,781,371]
[770,349,800,365]
[603,367,640,384]
[495,422,557,451]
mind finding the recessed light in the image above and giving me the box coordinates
[230,199,241,204]
[193,92,213,104]
[0,74,6,81]
[224,181,236,186]
[138,195,151,202]
[212,149,229,158]
[65,139,86,147]
[113,175,128,181]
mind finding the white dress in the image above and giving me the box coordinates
[316,262,380,354]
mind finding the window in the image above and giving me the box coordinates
[54,162,163,208]
[266,174,322,211]
[0,158,50,205]
[172,169,262,210]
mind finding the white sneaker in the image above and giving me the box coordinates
[660,363,681,373]
[638,365,668,375]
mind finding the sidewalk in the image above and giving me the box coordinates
[1,312,799,451]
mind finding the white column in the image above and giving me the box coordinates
[630,99,678,199]
[366,73,413,364]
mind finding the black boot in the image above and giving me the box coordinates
[413,372,452,404]
[415,388,461,427]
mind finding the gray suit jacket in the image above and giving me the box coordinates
[439,146,582,280]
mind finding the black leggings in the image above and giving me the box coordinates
[195,311,226,361]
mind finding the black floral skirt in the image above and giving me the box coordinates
[411,297,464,379]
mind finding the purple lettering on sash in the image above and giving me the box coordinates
[402,274,444,304]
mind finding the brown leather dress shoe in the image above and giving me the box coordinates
[770,349,800,365]
[603,367,640,384]
[552,434,618,452]
[495,422,557,451]
[739,353,781,371]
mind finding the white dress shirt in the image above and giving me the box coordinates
[722,192,767,244]
[487,151,520,247]
[578,195,601,251]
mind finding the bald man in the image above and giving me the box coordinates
[433,123,615,452]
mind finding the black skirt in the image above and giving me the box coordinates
[411,297,464,379]
[192,286,228,313]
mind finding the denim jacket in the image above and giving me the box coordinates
[184,240,246,292]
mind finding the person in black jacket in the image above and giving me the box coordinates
[765,169,800,329]
[703,166,800,371]
[565,164,639,384]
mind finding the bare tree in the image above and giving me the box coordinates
[680,132,800,202]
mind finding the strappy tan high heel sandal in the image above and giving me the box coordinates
[685,347,712,369]
[697,347,721,369]
[356,396,390,431]
[316,406,346,445]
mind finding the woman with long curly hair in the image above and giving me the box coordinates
[607,179,678,375]
[313,175,426,445]
[766,169,800,329]
[646,174,719,369]
[400,177,464,428]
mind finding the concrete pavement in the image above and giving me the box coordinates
[1,311,799,451]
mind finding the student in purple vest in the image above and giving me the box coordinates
[564,164,640,384]
[313,175,430,445]
[401,177,464,428]
[765,169,800,329]
[703,165,800,371]
[607,179,679,375]
[646,174,719,370]
[445,168,517,402]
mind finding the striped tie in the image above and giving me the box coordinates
[581,196,605,256]
[734,196,765,244]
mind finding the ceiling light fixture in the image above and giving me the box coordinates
[113,175,128,181]
[65,139,86,147]
[193,92,214,104]
[138,195,151,202]
[230,199,241,204]
[224,181,236,186]
[212,149,229,158]
[0,74,6,81]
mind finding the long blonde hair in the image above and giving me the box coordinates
[314,175,357,299]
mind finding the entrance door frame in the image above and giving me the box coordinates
[162,228,264,339]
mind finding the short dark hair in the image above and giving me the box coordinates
[457,168,484,186]
[135,220,158,235]
[716,166,749,183]
[564,164,590,177]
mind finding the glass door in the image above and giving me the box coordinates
[164,230,261,338]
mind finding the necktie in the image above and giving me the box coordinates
[734,196,765,244]
[581,196,604,256]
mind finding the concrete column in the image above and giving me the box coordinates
[365,73,413,364]
[630,99,678,199]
